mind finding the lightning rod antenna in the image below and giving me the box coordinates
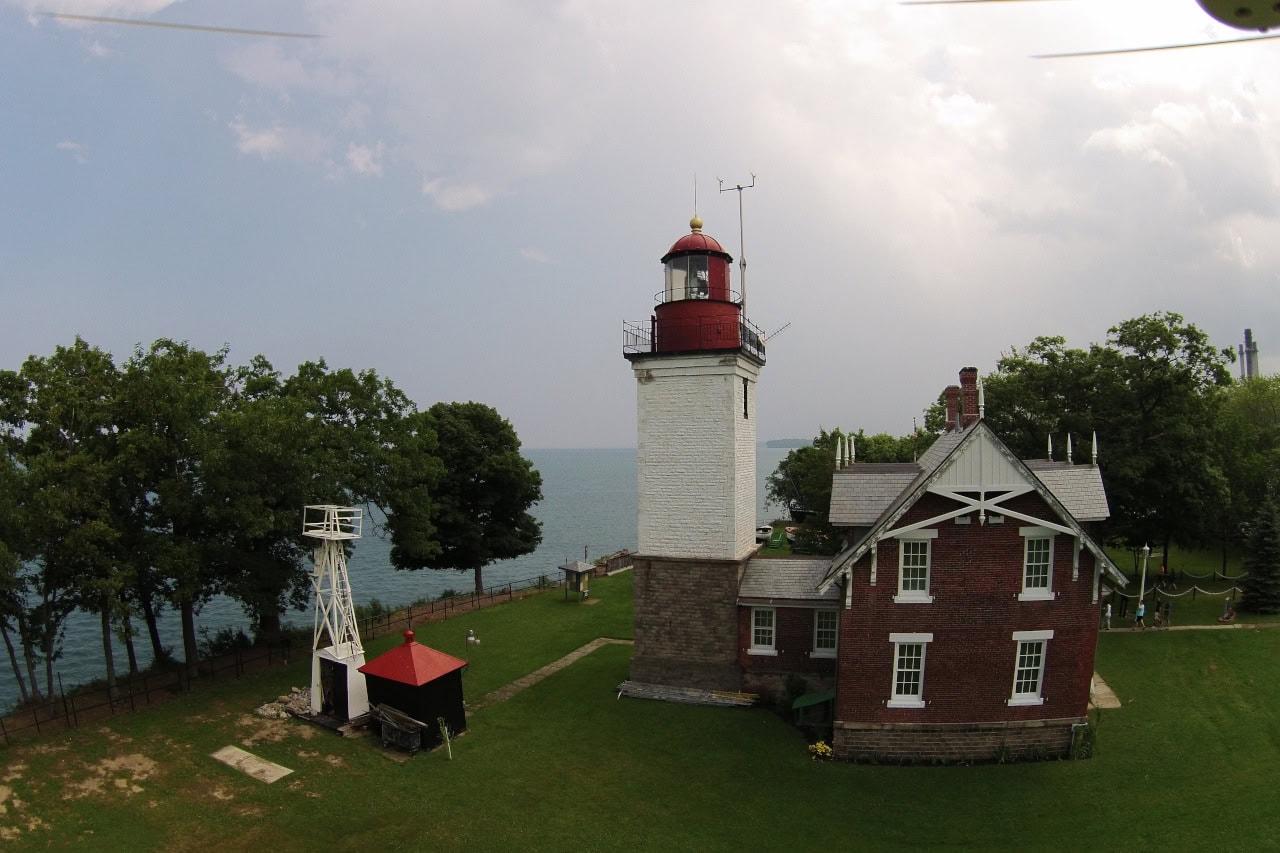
[718,173,756,311]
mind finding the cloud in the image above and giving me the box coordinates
[520,247,555,264]
[421,178,493,212]
[345,142,384,177]
[55,140,88,164]
[228,117,330,163]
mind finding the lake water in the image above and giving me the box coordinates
[1,446,791,710]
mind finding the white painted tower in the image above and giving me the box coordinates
[622,217,766,690]
[304,504,369,722]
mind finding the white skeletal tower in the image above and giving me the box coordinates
[304,504,369,721]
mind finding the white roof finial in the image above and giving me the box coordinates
[978,377,985,420]
[1066,434,1074,465]
[1092,431,1099,466]
[1047,434,1054,460]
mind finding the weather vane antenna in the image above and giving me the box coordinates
[718,173,756,311]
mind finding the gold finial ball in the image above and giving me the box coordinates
[689,215,703,233]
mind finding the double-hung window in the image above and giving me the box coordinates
[812,610,837,658]
[1019,526,1055,601]
[749,607,777,656]
[894,530,937,604]
[1008,630,1053,706]
[888,633,932,708]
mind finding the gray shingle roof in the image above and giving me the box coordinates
[829,463,920,526]
[1024,461,1111,521]
[738,558,842,605]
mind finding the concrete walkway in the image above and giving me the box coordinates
[1105,620,1280,633]
[468,637,634,714]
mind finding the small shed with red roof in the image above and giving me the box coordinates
[358,630,468,750]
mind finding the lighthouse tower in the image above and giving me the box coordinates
[622,217,766,691]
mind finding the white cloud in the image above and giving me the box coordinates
[228,116,329,163]
[345,142,384,177]
[521,247,554,264]
[55,140,88,164]
[421,178,493,212]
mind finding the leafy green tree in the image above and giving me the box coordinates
[1239,492,1280,614]
[0,338,122,697]
[407,402,541,594]
[0,454,30,705]
[116,340,232,676]
[766,426,933,555]
[983,312,1233,558]
[1213,376,1280,568]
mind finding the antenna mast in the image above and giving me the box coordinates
[719,174,756,311]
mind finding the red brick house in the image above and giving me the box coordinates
[622,221,1124,762]
[735,368,1126,762]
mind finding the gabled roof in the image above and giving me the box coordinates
[818,421,1126,592]
[1024,460,1110,522]
[358,631,467,687]
[739,558,841,606]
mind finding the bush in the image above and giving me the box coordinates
[197,626,253,658]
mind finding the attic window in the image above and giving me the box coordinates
[954,515,972,526]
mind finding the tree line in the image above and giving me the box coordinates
[767,312,1280,610]
[0,337,542,706]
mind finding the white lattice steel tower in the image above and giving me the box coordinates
[304,504,369,721]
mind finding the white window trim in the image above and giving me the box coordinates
[888,632,933,709]
[1018,526,1056,602]
[811,609,838,659]
[894,530,937,604]
[748,607,777,656]
[1008,630,1053,706]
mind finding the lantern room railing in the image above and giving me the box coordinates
[622,317,767,362]
[652,287,745,306]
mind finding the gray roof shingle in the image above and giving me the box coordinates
[1024,461,1111,521]
[739,558,841,605]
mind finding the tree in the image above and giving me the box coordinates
[766,426,934,555]
[983,313,1233,557]
[1238,492,1280,614]
[116,339,232,676]
[406,402,541,594]
[1213,376,1280,569]
[0,338,122,697]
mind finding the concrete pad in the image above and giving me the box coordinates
[211,745,294,784]
[1090,673,1121,709]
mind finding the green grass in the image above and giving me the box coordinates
[4,570,1280,850]
[1106,544,1280,626]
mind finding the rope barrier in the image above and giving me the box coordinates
[1112,586,1240,599]
[1179,571,1248,581]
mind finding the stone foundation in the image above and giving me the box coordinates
[629,555,745,692]
[833,717,1084,764]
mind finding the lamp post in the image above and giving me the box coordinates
[1138,544,1151,615]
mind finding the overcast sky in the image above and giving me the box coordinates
[3,1,1278,448]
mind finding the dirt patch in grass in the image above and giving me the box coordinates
[236,713,314,746]
[67,753,159,800]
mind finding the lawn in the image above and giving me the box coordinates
[1106,544,1280,627]
[3,570,1280,851]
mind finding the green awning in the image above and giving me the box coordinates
[791,689,835,710]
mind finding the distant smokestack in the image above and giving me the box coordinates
[1243,329,1260,380]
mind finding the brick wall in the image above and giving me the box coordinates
[737,605,837,700]
[633,354,759,561]
[835,491,1100,732]
[629,554,746,691]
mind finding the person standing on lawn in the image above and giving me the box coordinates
[1103,602,1112,630]
[1136,599,1146,630]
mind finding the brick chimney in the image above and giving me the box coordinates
[959,367,980,427]
[944,385,960,432]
